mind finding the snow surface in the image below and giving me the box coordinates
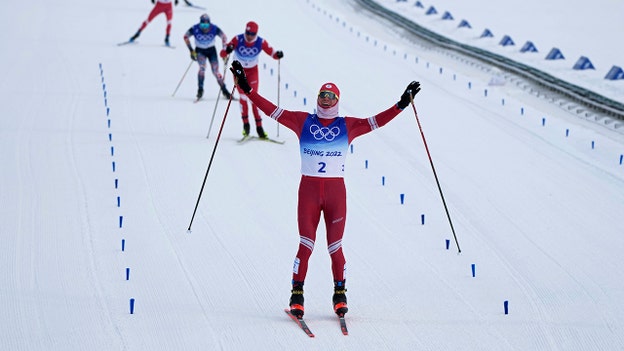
[376,0,624,104]
[1,0,623,350]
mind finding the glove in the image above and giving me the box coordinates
[275,50,284,59]
[230,60,252,94]
[190,49,197,61]
[225,44,234,54]
[397,81,421,109]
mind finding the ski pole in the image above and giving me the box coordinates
[410,98,461,253]
[206,56,230,139]
[188,85,237,232]
[276,59,281,137]
[172,61,193,97]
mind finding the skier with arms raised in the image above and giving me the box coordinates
[229,60,421,318]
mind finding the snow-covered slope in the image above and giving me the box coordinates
[1,0,623,350]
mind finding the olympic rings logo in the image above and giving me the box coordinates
[238,47,260,56]
[310,124,340,141]
[198,33,215,41]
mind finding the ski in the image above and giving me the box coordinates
[338,315,349,335]
[117,40,137,46]
[195,97,238,103]
[249,136,285,144]
[117,40,175,49]
[237,135,253,144]
[183,0,206,9]
[284,309,315,338]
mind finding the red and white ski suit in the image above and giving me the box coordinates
[138,0,174,36]
[221,35,280,128]
[246,90,403,283]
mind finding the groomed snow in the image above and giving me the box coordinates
[1,0,623,350]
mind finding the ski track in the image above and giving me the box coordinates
[2,0,624,349]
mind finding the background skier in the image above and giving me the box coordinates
[128,0,179,46]
[220,21,283,139]
[184,14,231,100]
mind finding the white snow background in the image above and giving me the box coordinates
[1,0,623,350]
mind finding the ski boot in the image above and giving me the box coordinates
[256,126,268,139]
[196,87,204,99]
[164,34,170,47]
[289,281,305,317]
[220,85,232,100]
[242,122,250,137]
[333,280,348,316]
[129,30,141,42]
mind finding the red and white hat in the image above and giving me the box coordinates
[245,21,259,34]
[319,82,340,100]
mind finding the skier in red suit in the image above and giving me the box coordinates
[128,0,178,46]
[229,59,421,318]
[220,21,283,139]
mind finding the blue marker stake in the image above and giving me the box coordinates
[126,268,130,280]
[117,196,120,207]
[303,97,306,106]
[471,263,476,277]
[119,215,123,228]
[542,118,546,126]
[591,141,595,149]
[365,160,368,169]
[620,155,623,165]
[121,239,125,251]
[114,178,118,189]
[445,239,450,250]
[421,214,425,225]
[111,146,114,156]
[382,176,385,186]
[350,144,353,154]
[504,300,509,315]
[129,298,135,314]
[400,194,405,205]
[106,107,110,116]
[107,119,111,127]
[520,107,524,115]
[566,129,569,137]
[108,133,112,141]
[112,161,116,172]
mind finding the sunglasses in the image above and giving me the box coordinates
[245,31,257,36]
[318,91,338,100]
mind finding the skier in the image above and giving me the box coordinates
[184,14,231,100]
[229,60,421,317]
[219,21,283,139]
[128,0,179,46]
